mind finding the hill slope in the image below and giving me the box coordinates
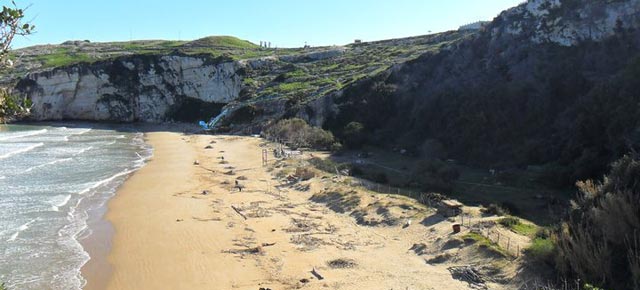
[321,0,640,185]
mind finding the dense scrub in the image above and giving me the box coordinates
[264,118,338,150]
[554,154,640,289]
[324,23,640,188]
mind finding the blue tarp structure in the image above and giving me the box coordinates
[198,120,209,130]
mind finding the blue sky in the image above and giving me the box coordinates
[12,0,523,48]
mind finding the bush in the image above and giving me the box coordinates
[499,216,521,227]
[371,172,388,184]
[555,155,640,289]
[342,121,366,149]
[309,157,350,174]
[527,237,555,264]
[411,159,460,193]
[295,167,315,181]
[482,203,509,216]
[265,118,337,150]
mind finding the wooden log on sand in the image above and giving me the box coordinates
[231,205,247,220]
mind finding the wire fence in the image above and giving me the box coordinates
[456,214,522,259]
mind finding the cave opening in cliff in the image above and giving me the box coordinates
[168,96,227,123]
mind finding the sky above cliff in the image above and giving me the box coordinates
[12,0,523,48]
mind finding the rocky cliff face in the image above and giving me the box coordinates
[15,54,243,122]
[493,0,640,46]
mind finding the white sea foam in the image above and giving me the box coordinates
[0,143,45,160]
[23,158,73,173]
[0,129,47,141]
[7,219,38,242]
[49,194,72,212]
[0,124,151,290]
[77,169,136,195]
[72,146,93,156]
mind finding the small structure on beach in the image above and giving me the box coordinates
[438,199,463,217]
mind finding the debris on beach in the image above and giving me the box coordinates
[311,267,324,280]
[447,266,487,289]
[327,258,357,269]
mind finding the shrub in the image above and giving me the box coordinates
[411,159,460,193]
[499,216,521,227]
[342,121,366,149]
[371,172,388,184]
[309,157,350,174]
[265,118,337,150]
[555,154,640,289]
[482,203,509,216]
[295,167,315,181]
[527,237,555,264]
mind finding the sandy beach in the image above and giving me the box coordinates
[82,131,520,290]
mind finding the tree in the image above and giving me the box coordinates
[0,1,34,66]
[342,121,365,149]
[0,1,33,120]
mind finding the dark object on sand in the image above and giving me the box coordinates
[327,258,357,269]
[202,190,210,195]
[453,224,461,233]
[231,205,247,220]
[205,145,213,149]
[193,160,200,165]
[311,268,324,280]
[448,266,487,289]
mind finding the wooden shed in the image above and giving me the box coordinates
[438,199,463,217]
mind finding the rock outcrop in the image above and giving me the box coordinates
[15,54,242,121]
[493,0,640,46]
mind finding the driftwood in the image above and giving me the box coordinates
[261,242,277,247]
[447,266,487,289]
[231,205,247,220]
[311,268,324,280]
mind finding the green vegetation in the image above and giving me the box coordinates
[526,237,555,262]
[185,36,258,49]
[309,157,350,174]
[264,118,338,150]
[36,48,93,67]
[0,281,5,290]
[0,88,31,119]
[462,232,510,258]
[499,217,538,237]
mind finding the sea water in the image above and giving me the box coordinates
[0,123,151,289]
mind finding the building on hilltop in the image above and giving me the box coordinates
[458,21,490,31]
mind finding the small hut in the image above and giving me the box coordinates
[438,199,463,217]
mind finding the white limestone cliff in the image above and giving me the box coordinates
[18,55,243,121]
